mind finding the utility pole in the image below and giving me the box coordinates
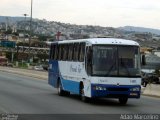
[5,17,9,40]
[5,17,8,32]
[28,0,33,64]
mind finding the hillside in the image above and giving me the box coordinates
[1,16,160,48]
[118,26,160,35]
[0,16,26,23]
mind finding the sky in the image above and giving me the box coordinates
[0,0,160,29]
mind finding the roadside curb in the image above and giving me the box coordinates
[142,94,160,98]
[143,84,160,97]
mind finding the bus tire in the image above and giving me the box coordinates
[57,80,65,96]
[119,97,128,105]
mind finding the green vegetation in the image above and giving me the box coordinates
[38,35,48,41]
[155,69,160,76]
[13,61,28,69]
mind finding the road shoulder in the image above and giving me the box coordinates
[0,66,47,80]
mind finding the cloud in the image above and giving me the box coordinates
[0,0,160,29]
[0,0,31,16]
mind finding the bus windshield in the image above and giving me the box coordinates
[92,45,141,77]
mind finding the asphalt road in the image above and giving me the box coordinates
[0,71,160,116]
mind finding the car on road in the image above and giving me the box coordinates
[141,72,160,87]
[42,64,48,71]
[7,63,14,67]
[34,65,44,71]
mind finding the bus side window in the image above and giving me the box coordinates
[61,44,65,61]
[50,44,53,59]
[68,43,73,61]
[77,43,81,61]
[76,43,80,61]
[66,44,69,60]
[63,44,69,61]
[58,44,62,60]
[68,44,71,61]
[50,45,55,60]
[73,43,79,61]
[54,44,58,60]
[73,43,76,61]
[86,46,92,75]
[61,45,64,60]
[79,43,85,62]
[50,44,57,60]
[73,43,80,61]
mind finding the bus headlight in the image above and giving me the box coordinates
[93,86,106,91]
[130,87,140,91]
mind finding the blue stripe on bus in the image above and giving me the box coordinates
[61,78,80,94]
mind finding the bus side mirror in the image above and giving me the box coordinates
[141,54,146,65]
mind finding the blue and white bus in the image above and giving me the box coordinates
[48,38,141,104]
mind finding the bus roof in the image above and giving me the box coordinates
[51,38,139,46]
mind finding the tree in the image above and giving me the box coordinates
[4,29,12,34]
[155,69,160,76]
[37,53,49,62]
[5,52,12,62]
[38,35,48,41]
[17,42,29,46]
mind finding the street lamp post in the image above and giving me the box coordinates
[22,14,28,67]
[23,14,28,52]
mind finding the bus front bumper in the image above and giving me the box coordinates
[91,84,141,98]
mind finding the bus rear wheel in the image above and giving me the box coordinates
[57,80,70,96]
[57,81,65,96]
[119,97,128,105]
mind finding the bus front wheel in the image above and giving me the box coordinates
[119,97,128,105]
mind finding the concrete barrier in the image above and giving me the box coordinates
[143,84,160,97]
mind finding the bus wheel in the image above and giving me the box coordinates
[80,86,89,102]
[57,81,65,96]
[119,97,128,105]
